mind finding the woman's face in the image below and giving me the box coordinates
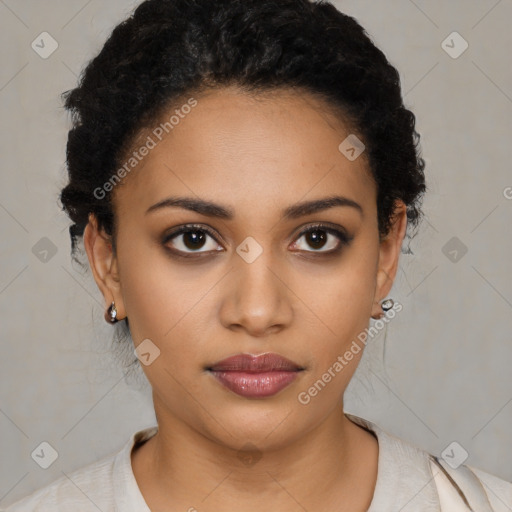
[86,86,406,450]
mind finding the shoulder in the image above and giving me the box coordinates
[1,426,158,512]
[431,456,512,512]
[346,412,512,511]
[386,425,512,511]
[383,424,512,511]
[1,449,118,512]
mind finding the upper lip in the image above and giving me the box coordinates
[207,353,304,372]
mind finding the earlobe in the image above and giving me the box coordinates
[371,201,408,319]
[83,214,126,321]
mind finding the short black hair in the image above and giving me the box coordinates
[60,0,426,263]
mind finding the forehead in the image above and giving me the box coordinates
[112,86,376,220]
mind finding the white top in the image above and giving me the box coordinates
[3,413,511,511]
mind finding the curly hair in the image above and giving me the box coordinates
[60,0,426,260]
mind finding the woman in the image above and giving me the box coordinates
[4,0,511,510]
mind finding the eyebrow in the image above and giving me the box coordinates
[145,195,363,220]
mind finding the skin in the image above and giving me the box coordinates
[84,85,407,512]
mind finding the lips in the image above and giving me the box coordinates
[207,353,304,372]
[206,353,304,398]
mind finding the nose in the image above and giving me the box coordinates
[219,249,294,338]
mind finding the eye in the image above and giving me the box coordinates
[162,222,352,259]
[290,223,351,254]
[162,224,223,257]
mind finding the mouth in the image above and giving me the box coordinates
[206,352,304,372]
[206,353,305,398]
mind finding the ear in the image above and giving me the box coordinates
[371,200,408,319]
[83,213,126,321]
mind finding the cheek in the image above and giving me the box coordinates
[116,244,209,401]
[293,266,376,407]
[326,263,375,333]
[317,247,376,312]
[115,233,217,370]
[299,249,377,365]
[115,232,190,341]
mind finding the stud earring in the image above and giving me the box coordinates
[105,301,118,324]
[372,298,394,320]
[381,298,394,312]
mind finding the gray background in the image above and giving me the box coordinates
[1,0,511,507]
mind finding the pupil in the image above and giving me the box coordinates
[184,230,206,250]
[307,230,326,249]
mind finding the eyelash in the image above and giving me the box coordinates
[162,222,352,259]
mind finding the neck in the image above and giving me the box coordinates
[131,401,379,512]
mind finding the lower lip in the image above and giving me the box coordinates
[208,370,301,398]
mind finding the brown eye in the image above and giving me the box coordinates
[182,230,207,250]
[304,229,328,250]
[163,225,223,256]
[291,224,351,254]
